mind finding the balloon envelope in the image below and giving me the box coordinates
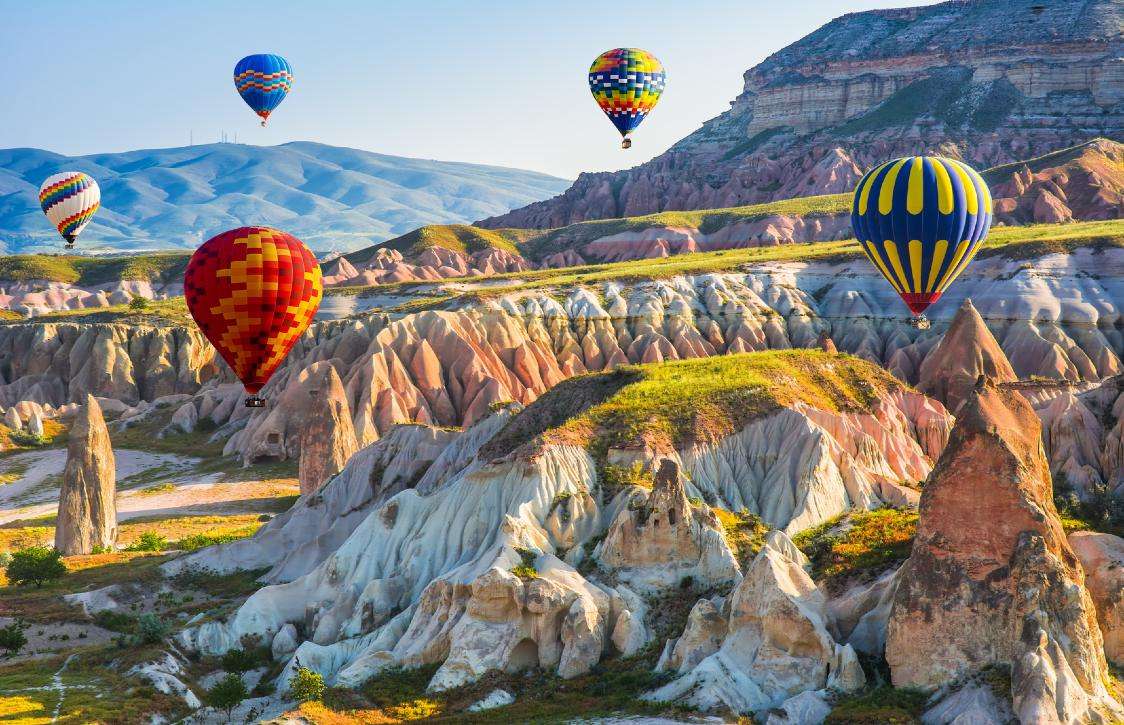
[234,54,293,124]
[851,156,993,316]
[39,172,100,246]
[588,48,665,141]
[184,227,322,397]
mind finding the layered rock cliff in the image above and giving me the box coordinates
[482,0,1123,227]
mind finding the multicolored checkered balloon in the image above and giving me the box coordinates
[588,48,665,148]
[184,227,322,406]
[38,171,100,248]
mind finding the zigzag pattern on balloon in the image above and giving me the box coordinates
[38,173,93,212]
[58,204,100,236]
[851,156,993,315]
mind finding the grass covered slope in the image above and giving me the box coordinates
[0,252,190,286]
[485,350,905,459]
[346,224,538,264]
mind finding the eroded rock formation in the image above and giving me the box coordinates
[55,395,117,555]
[885,380,1120,722]
[917,298,1017,413]
[298,366,359,495]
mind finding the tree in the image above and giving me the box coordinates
[206,673,247,719]
[6,546,66,587]
[128,296,150,310]
[289,666,325,703]
[0,621,27,657]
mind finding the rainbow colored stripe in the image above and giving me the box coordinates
[234,54,293,122]
[851,156,993,315]
[589,48,665,137]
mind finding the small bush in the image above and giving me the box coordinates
[511,548,539,580]
[8,431,48,447]
[794,508,917,593]
[0,621,27,657]
[222,647,264,674]
[128,296,150,310]
[206,672,247,718]
[93,610,137,633]
[6,546,66,587]
[290,666,326,703]
[136,613,170,644]
[125,531,167,552]
[826,685,929,723]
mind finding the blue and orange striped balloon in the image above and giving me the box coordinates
[851,156,993,318]
[234,54,293,126]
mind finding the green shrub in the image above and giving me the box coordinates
[206,672,247,718]
[8,431,48,447]
[826,685,929,723]
[289,666,325,703]
[221,647,264,674]
[92,610,137,633]
[128,296,150,310]
[125,532,167,552]
[136,613,170,644]
[511,548,539,580]
[6,546,66,587]
[0,621,27,657]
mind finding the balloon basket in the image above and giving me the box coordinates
[64,242,75,250]
[621,138,632,149]
[910,315,931,330]
[245,396,266,408]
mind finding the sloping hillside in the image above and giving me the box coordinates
[481,0,1123,228]
[0,142,569,254]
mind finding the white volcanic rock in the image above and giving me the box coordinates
[645,531,864,715]
[656,597,727,674]
[596,459,740,593]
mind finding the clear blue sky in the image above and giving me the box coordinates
[0,0,931,180]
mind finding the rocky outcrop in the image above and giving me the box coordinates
[886,380,1120,722]
[989,139,1124,225]
[0,279,179,317]
[324,245,531,288]
[596,460,740,592]
[482,0,1123,228]
[917,298,1017,413]
[55,395,117,555]
[646,531,864,715]
[298,366,359,495]
[1068,531,1124,668]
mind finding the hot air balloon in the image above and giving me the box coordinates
[233,54,293,126]
[851,156,993,329]
[38,172,100,249]
[184,227,322,407]
[588,48,665,149]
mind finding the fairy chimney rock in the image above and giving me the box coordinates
[917,298,1016,414]
[298,365,359,495]
[55,395,117,555]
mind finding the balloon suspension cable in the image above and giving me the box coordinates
[910,315,931,331]
[245,395,266,408]
[621,137,632,150]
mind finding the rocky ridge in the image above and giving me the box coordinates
[482,0,1123,227]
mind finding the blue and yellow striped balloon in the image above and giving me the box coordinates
[234,54,293,126]
[851,156,992,318]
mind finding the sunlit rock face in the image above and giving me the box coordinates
[480,0,1123,228]
[55,395,117,556]
[886,380,1122,722]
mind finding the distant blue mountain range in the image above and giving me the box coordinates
[0,142,569,254]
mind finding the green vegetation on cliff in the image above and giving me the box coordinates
[0,253,189,286]
[487,351,906,460]
[347,224,537,264]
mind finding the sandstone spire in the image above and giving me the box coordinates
[886,381,1120,722]
[917,298,1016,413]
[55,395,117,555]
[298,365,359,495]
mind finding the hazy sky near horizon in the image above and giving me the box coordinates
[1,0,932,180]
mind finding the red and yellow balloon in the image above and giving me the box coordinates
[184,227,322,406]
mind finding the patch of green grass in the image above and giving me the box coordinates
[545,350,904,453]
[714,507,770,569]
[2,297,192,326]
[826,685,930,724]
[511,548,539,580]
[793,508,918,593]
[0,252,190,286]
[347,224,537,265]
